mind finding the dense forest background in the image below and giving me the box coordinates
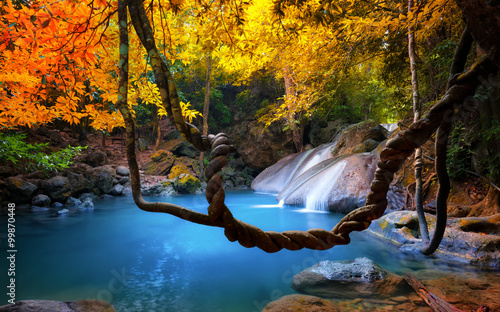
[0,0,499,187]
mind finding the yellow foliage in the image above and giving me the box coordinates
[168,163,190,180]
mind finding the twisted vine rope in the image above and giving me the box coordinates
[121,0,499,253]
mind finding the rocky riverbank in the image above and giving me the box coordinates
[264,257,500,312]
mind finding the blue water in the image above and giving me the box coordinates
[0,191,487,311]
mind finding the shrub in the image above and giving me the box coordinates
[0,132,86,174]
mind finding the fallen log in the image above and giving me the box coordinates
[403,273,490,312]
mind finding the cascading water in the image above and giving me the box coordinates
[304,160,347,211]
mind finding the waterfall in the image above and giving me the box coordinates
[304,160,347,211]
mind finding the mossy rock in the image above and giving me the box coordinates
[174,173,201,194]
[143,151,176,175]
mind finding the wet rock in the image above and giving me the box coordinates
[31,206,50,212]
[142,150,176,175]
[43,176,72,203]
[78,193,96,203]
[66,172,93,197]
[263,294,339,312]
[84,167,113,194]
[57,208,69,215]
[277,153,377,213]
[78,200,94,210]
[141,181,176,196]
[110,184,124,196]
[115,166,130,177]
[0,299,116,312]
[66,197,82,206]
[32,194,51,207]
[368,211,500,269]
[252,144,334,194]
[291,257,406,299]
[5,177,37,204]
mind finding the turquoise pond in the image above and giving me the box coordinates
[0,191,491,311]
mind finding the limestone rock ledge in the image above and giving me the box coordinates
[0,300,115,312]
[367,211,500,269]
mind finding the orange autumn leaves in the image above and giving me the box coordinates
[0,0,124,131]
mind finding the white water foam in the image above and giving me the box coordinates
[251,199,285,208]
[304,160,347,211]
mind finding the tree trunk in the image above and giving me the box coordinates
[153,107,162,151]
[199,55,211,179]
[408,0,429,243]
[454,0,500,68]
[283,66,303,152]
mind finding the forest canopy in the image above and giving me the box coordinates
[0,0,468,137]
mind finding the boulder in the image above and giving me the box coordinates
[66,172,93,197]
[263,295,339,312]
[308,119,344,147]
[142,150,176,175]
[277,153,377,213]
[57,208,69,215]
[0,299,116,312]
[163,130,182,141]
[0,165,17,178]
[5,177,37,204]
[229,119,296,169]
[172,140,199,158]
[81,150,107,167]
[118,176,130,185]
[66,197,82,206]
[84,167,114,194]
[173,173,201,194]
[332,120,387,156]
[141,181,176,196]
[137,137,148,152]
[351,138,380,153]
[78,193,96,203]
[115,166,130,177]
[252,144,334,194]
[291,257,406,299]
[78,200,94,210]
[110,184,124,196]
[43,176,72,203]
[31,194,51,207]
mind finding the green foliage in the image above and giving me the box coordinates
[0,133,86,174]
[133,103,155,127]
[316,61,411,124]
[447,124,474,180]
[207,89,231,129]
[480,118,500,181]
